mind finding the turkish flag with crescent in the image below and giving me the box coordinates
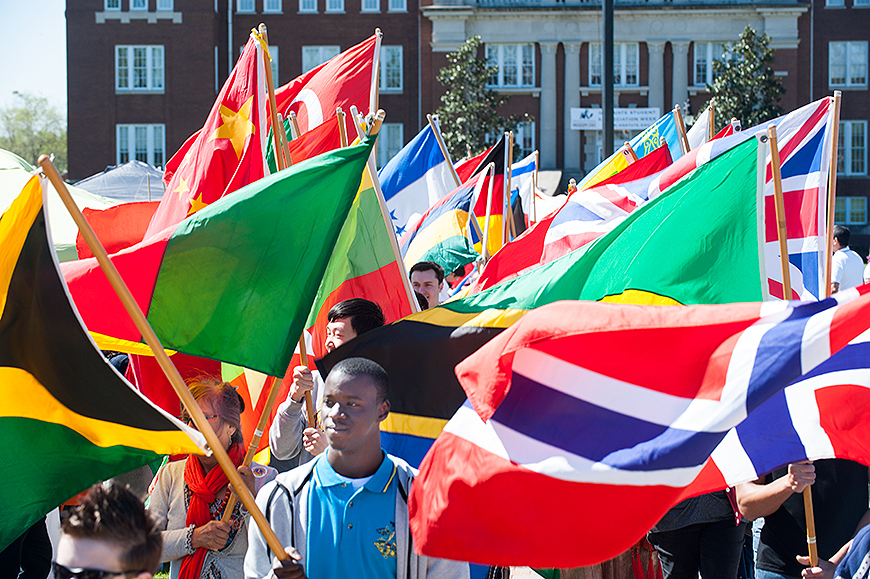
[274,34,378,142]
[146,32,269,237]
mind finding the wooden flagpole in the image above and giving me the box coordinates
[219,375,280,523]
[531,150,539,224]
[349,105,420,313]
[276,112,291,168]
[427,114,462,188]
[505,131,516,243]
[769,125,819,567]
[622,141,639,164]
[337,108,348,147]
[672,105,691,156]
[824,91,843,298]
[708,104,716,142]
[369,29,383,122]
[258,23,316,433]
[768,125,792,297]
[257,25,283,173]
[288,111,301,140]
[481,162,496,262]
[38,156,290,562]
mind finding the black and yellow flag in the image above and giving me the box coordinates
[0,176,204,550]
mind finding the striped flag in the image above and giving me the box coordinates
[409,285,870,568]
[379,122,457,237]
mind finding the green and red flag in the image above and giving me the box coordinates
[62,139,375,377]
[149,30,270,236]
[0,176,204,550]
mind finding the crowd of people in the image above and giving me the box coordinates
[5,237,870,579]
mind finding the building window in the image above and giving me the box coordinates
[105,0,121,10]
[829,41,868,87]
[388,0,406,11]
[516,121,535,159]
[264,0,282,11]
[589,43,639,87]
[237,0,255,12]
[826,0,845,5]
[269,46,279,87]
[693,42,726,87]
[302,46,340,73]
[377,123,403,169]
[326,0,344,12]
[299,0,317,11]
[117,124,165,167]
[116,46,164,92]
[485,44,535,88]
[156,0,174,9]
[362,0,379,11]
[856,0,870,6]
[130,0,147,9]
[379,46,402,92]
[838,121,867,176]
[835,197,868,225]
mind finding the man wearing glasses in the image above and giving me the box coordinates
[53,482,161,579]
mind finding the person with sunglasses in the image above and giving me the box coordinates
[54,481,161,579]
[147,378,276,579]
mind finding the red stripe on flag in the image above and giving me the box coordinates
[765,99,829,182]
[817,385,870,462]
[828,283,870,353]
[472,213,555,292]
[768,279,802,301]
[763,188,820,242]
[409,431,685,568]
[596,187,638,214]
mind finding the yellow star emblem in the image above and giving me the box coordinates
[209,95,256,159]
[174,175,191,202]
[187,193,209,216]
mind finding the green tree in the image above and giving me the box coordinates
[706,26,785,130]
[0,91,67,172]
[435,35,531,160]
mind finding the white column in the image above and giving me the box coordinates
[671,41,690,110]
[647,41,665,114]
[563,42,581,171]
[539,41,558,170]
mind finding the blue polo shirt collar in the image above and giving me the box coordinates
[313,450,397,494]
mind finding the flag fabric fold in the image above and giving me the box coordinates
[0,176,204,550]
[63,140,375,377]
[409,285,870,568]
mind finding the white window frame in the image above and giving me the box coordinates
[325,0,344,12]
[105,0,121,10]
[115,45,165,92]
[693,42,726,87]
[829,41,868,88]
[130,0,147,10]
[835,197,868,225]
[237,0,255,12]
[388,0,406,11]
[362,0,379,12]
[377,123,403,169]
[485,43,535,89]
[302,46,340,73]
[264,0,282,11]
[589,42,640,87]
[379,46,403,93]
[299,0,317,12]
[156,0,174,9]
[839,120,867,176]
[516,121,536,159]
[117,124,166,167]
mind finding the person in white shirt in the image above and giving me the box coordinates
[831,225,865,294]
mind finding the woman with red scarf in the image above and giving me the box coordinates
[147,379,275,579]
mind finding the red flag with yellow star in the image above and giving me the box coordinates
[146,31,269,236]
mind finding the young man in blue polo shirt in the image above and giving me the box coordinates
[245,357,469,579]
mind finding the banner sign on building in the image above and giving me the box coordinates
[570,108,662,131]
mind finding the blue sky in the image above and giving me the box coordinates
[0,0,67,112]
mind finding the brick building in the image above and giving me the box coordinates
[67,0,869,248]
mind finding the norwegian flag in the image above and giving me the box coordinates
[409,284,870,569]
[738,98,835,301]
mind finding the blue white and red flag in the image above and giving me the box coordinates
[409,284,870,568]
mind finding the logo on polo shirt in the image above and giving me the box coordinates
[374,522,396,559]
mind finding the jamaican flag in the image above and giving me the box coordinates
[0,176,205,550]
